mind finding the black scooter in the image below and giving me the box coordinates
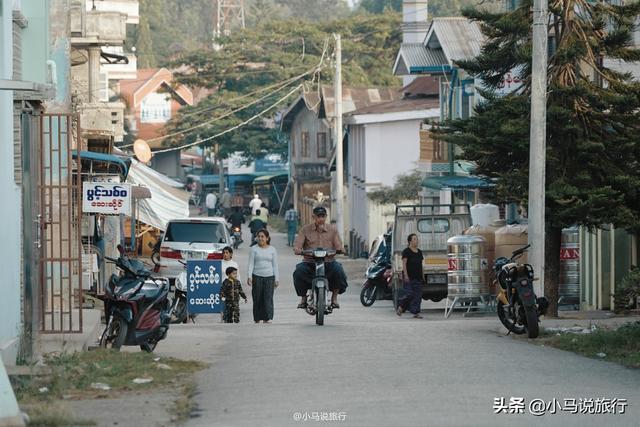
[98,245,171,352]
[360,258,393,307]
[302,249,336,326]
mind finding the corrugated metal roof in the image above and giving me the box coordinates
[320,86,402,118]
[428,18,484,63]
[399,42,448,70]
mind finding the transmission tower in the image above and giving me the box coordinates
[213,0,246,39]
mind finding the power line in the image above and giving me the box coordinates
[151,83,303,154]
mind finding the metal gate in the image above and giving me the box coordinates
[38,114,83,333]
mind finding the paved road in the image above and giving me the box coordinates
[157,229,640,427]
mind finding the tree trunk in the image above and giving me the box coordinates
[544,225,562,317]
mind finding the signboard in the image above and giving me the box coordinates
[448,258,458,271]
[560,248,580,260]
[82,182,131,215]
[187,260,223,314]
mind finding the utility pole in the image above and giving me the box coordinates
[528,0,548,296]
[215,143,225,197]
[333,34,344,244]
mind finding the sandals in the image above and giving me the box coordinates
[297,302,308,309]
[396,307,404,317]
[330,302,340,309]
[413,314,424,319]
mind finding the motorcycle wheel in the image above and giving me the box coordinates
[360,281,377,307]
[316,287,325,326]
[99,316,128,350]
[171,299,188,324]
[524,305,540,339]
[140,341,157,353]
[151,251,161,266]
[496,300,526,335]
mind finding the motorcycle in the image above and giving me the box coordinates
[302,248,336,326]
[169,260,197,324]
[231,226,243,249]
[361,232,393,307]
[360,257,393,307]
[150,234,162,266]
[494,244,549,339]
[98,245,171,352]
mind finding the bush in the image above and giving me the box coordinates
[613,267,640,314]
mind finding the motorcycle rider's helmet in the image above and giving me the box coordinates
[313,206,327,216]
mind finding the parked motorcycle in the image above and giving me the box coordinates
[231,226,243,249]
[169,261,197,324]
[98,245,171,352]
[302,249,336,326]
[361,232,393,307]
[494,244,549,339]
[360,258,393,307]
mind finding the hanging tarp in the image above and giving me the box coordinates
[126,159,190,230]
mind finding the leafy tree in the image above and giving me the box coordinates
[436,0,640,315]
[368,171,423,204]
[159,13,401,163]
[357,0,502,16]
[135,14,156,68]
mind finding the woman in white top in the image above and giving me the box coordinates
[247,229,279,323]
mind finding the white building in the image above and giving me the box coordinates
[345,96,439,252]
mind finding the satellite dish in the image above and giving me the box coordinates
[133,139,152,163]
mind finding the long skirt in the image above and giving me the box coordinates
[252,275,275,322]
[399,280,423,315]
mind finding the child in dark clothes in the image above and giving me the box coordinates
[222,267,247,323]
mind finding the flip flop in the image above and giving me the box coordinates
[330,302,340,309]
[297,302,307,309]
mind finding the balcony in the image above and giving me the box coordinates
[79,102,125,142]
[87,0,139,24]
[293,163,330,183]
[71,2,127,46]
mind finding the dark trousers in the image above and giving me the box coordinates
[293,261,348,297]
[286,221,297,246]
[399,280,423,315]
[223,302,240,323]
[208,208,215,216]
[252,275,274,321]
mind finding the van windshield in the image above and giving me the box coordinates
[165,222,227,244]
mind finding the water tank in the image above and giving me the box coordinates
[559,227,580,306]
[495,224,528,263]
[464,224,499,294]
[447,235,490,298]
[470,204,500,226]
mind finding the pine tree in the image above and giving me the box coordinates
[135,14,156,68]
[437,0,640,316]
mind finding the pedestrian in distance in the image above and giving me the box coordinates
[247,229,279,323]
[248,209,267,246]
[257,202,269,225]
[220,187,232,219]
[249,194,263,216]
[397,233,425,319]
[284,204,299,247]
[221,267,247,323]
[205,191,218,217]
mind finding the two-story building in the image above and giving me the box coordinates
[120,68,194,179]
[281,86,401,225]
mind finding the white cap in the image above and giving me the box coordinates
[254,194,259,198]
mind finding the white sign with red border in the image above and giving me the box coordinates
[82,182,131,215]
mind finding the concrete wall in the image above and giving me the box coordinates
[48,0,71,112]
[151,151,182,180]
[347,119,423,250]
[21,0,50,85]
[0,0,23,365]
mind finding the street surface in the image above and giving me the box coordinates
[156,228,640,427]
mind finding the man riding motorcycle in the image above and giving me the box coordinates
[293,206,348,309]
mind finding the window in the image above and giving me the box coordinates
[301,132,309,157]
[165,221,227,244]
[140,92,171,123]
[317,132,327,158]
[417,218,450,233]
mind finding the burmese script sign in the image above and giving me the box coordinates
[82,182,131,215]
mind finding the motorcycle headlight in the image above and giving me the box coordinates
[313,250,327,258]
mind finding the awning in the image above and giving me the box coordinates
[72,150,130,178]
[422,175,493,190]
[253,172,288,184]
[126,159,190,230]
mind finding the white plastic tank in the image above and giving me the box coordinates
[470,204,500,227]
